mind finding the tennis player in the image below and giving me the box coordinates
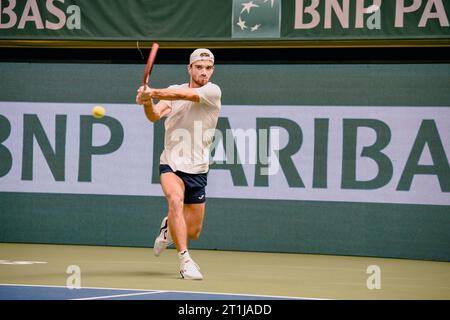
[136,49,221,280]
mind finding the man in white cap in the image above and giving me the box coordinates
[136,49,221,280]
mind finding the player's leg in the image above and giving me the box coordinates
[158,172,202,280]
[176,183,206,280]
[184,203,206,240]
[181,173,207,241]
[178,203,205,280]
[160,172,188,253]
[153,171,184,256]
[155,203,203,255]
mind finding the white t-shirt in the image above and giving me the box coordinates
[159,82,222,174]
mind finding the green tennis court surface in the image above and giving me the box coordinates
[1,243,449,300]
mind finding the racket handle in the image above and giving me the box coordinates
[143,42,159,87]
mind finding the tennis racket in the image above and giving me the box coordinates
[142,42,159,88]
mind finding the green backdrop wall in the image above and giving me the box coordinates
[1,61,449,261]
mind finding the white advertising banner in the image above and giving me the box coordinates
[0,102,449,205]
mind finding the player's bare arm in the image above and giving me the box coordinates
[143,100,171,123]
[136,88,172,123]
[137,87,199,123]
[140,87,200,103]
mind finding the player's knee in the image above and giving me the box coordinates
[167,194,184,211]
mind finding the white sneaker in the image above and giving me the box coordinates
[153,217,173,257]
[180,258,203,280]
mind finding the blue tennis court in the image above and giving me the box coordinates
[0,284,302,300]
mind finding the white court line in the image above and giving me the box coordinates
[0,260,48,265]
[72,291,166,300]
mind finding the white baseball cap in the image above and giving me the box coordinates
[189,48,214,65]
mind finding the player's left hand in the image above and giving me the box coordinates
[136,86,153,104]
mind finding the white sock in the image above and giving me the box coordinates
[178,250,190,261]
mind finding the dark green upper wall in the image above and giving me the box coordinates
[1,62,449,106]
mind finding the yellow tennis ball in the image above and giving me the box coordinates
[92,105,105,119]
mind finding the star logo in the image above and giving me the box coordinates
[240,1,259,14]
[251,24,261,32]
[237,16,247,30]
[232,0,281,39]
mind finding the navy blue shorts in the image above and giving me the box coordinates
[159,165,208,204]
